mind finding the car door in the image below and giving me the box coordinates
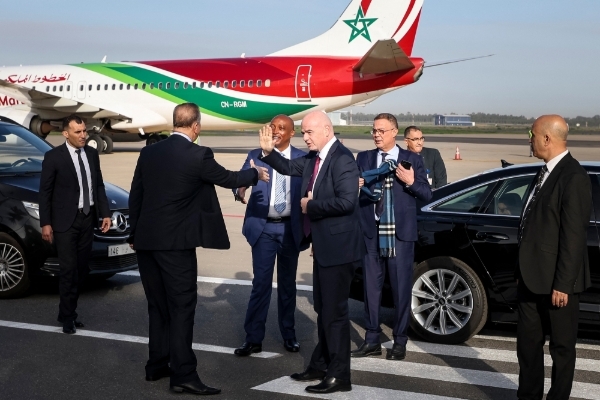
[466,174,535,318]
[581,172,600,322]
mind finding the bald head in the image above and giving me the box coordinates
[530,114,568,162]
[301,111,334,152]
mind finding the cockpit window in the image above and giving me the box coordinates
[0,125,51,175]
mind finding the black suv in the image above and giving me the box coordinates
[0,122,137,298]
[350,162,600,344]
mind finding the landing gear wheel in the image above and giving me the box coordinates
[0,233,30,299]
[146,134,161,146]
[410,256,488,344]
[86,134,104,153]
[99,134,113,154]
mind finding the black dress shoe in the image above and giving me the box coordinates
[283,339,300,352]
[62,321,76,334]
[306,377,351,394]
[170,380,221,395]
[351,342,382,358]
[386,343,407,361]
[74,320,85,328]
[145,365,172,381]
[234,342,262,356]
[290,367,326,381]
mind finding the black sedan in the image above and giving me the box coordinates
[350,161,600,344]
[0,121,137,298]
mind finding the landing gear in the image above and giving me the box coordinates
[86,134,104,154]
[99,134,113,154]
[146,134,162,146]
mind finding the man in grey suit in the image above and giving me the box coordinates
[403,126,447,188]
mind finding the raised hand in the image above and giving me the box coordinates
[396,164,415,186]
[259,124,275,155]
[250,159,270,183]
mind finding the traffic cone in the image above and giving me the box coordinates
[454,146,462,161]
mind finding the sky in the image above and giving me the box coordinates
[1,0,599,118]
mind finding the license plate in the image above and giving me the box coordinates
[108,243,135,257]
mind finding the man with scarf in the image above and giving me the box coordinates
[352,113,432,361]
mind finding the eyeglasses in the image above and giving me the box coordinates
[371,128,395,136]
[405,137,424,142]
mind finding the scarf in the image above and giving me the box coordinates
[360,159,396,257]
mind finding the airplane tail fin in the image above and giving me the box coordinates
[270,0,423,57]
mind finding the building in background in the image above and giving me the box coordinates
[434,114,474,126]
[327,111,347,126]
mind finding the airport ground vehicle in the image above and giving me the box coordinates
[0,121,138,298]
[350,162,600,344]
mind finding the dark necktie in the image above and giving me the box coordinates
[303,155,321,237]
[518,165,548,243]
[75,149,91,215]
[375,152,388,218]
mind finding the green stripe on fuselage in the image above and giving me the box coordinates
[75,63,314,123]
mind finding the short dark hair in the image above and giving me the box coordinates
[62,115,84,131]
[173,103,201,128]
[373,113,398,129]
[403,125,422,137]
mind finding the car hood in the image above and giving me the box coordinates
[0,174,129,209]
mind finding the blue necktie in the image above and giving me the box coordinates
[274,155,286,213]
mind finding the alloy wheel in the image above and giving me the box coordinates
[0,243,25,292]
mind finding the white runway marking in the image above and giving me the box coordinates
[118,270,314,292]
[473,334,600,350]
[381,340,600,372]
[252,376,468,399]
[0,320,281,359]
[350,357,600,400]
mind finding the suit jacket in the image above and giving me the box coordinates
[356,145,433,244]
[518,153,592,295]
[420,147,447,188]
[260,140,364,267]
[128,135,258,251]
[236,147,309,251]
[39,143,110,233]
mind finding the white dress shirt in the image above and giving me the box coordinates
[65,140,94,208]
[268,146,292,217]
[524,149,569,209]
[171,131,192,142]
[311,136,337,195]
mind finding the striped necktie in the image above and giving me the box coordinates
[274,154,286,213]
[375,152,388,218]
[518,165,548,243]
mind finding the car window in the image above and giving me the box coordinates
[432,182,496,213]
[484,175,535,216]
[591,173,600,222]
[0,125,51,175]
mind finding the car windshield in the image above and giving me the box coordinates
[0,124,52,175]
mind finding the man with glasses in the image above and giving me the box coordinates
[352,114,432,361]
[404,126,447,188]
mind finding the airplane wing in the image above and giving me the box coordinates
[0,79,126,118]
[353,39,415,75]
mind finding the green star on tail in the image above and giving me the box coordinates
[343,6,378,43]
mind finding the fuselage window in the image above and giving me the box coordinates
[150,83,154,89]
[224,81,229,88]
[46,86,49,92]
[231,81,237,88]
[248,80,253,88]
[105,84,109,90]
[216,81,221,88]
[32,86,35,91]
[112,84,116,90]
[119,84,123,90]
[183,82,188,89]
[192,82,196,88]
[60,86,64,91]
[240,81,245,88]
[257,80,262,87]
[200,82,205,88]
[175,82,180,89]
[158,83,163,89]
[265,79,271,87]
[97,84,101,91]
[166,82,171,89]
[88,84,92,91]
[78,85,82,91]
[134,83,138,90]
[52,86,56,92]
[208,81,213,88]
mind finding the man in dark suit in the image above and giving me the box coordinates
[404,126,447,188]
[233,115,308,356]
[259,111,363,394]
[39,115,111,334]
[128,103,269,396]
[352,114,432,361]
[517,115,592,400]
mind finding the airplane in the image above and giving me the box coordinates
[0,0,485,152]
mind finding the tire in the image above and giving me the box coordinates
[86,134,104,153]
[146,134,161,146]
[410,256,488,344]
[99,134,113,154]
[0,233,30,298]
